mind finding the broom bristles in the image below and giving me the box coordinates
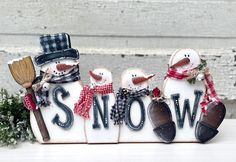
[8,56,36,89]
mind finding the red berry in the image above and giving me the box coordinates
[152,87,160,97]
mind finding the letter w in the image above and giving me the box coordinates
[171,90,203,128]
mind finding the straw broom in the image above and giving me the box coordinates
[8,56,50,142]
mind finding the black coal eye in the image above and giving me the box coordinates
[188,54,190,57]
[132,74,134,77]
[58,61,60,63]
[184,54,187,57]
[101,73,103,75]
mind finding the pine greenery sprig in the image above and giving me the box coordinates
[0,89,35,147]
[187,59,207,84]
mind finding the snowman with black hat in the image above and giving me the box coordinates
[30,33,86,143]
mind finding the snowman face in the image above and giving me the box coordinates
[41,59,78,76]
[170,49,201,72]
[121,69,149,91]
[90,68,112,86]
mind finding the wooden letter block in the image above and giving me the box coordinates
[118,69,160,142]
[84,69,119,143]
[163,49,206,142]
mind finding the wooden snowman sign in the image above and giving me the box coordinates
[30,33,86,143]
[163,49,225,143]
[111,68,160,142]
[8,44,226,144]
[74,68,119,143]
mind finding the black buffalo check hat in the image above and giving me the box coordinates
[34,33,79,66]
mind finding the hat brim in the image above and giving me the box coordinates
[34,49,79,66]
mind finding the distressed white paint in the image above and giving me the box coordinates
[0,0,235,37]
[2,49,236,101]
[1,35,236,50]
[0,0,236,49]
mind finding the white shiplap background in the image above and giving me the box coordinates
[1,0,236,49]
[0,0,236,117]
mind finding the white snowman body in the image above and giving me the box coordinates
[30,59,86,143]
[85,68,119,143]
[119,69,160,142]
[163,49,205,142]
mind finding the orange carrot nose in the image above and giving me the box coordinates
[56,64,74,71]
[89,71,102,81]
[170,57,190,68]
[132,74,155,85]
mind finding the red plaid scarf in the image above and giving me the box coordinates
[74,83,113,118]
[165,68,189,80]
[200,72,221,113]
[165,68,221,113]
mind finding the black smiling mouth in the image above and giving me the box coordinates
[53,71,65,75]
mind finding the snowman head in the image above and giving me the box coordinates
[169,49,201,72]
[89,68,112,87]
[35,33,80,75]
[121,68,155,91]
[41,59,78,77]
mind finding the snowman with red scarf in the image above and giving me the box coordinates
[30,33,86,143]
[74,68,119,143]
[163,49,225,143]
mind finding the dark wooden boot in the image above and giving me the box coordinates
[195,102,226,143]
[148,100,176,143]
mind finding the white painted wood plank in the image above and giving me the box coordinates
[1,48,235,118]
[163,49,205,142]
[1,35,236,49]
[30,82,87,143]
[0,119,235,162]
[1,49,236,100]
[119,96,161,142]
[0,0,236,37]
[85,93,119,143]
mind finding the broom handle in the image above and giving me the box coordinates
[26,88,50,142]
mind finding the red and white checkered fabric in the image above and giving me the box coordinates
[166,68,221,113]
[74,83,113,118]
[200,72,221,112]
[165,68,189,80]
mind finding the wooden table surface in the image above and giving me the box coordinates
[1,119,236,162]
